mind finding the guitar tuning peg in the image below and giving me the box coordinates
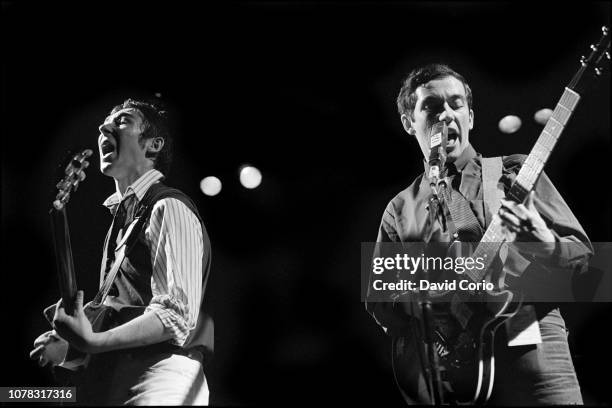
[606,51,610,60]
[79,172,86,181]
[603,26,609,35]
[72,175,83,191]
[52,199,64,210]
[83,149,94,158]
[64,165,72,175]
[595,67,603,76]
[82,160,90,168]
[56,190,68,202]
[580,55,587,66]
[591,44,598,51]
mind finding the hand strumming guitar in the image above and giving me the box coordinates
[52,290,99,354]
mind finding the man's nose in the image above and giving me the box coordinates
[98,122,114,136]
[437,103,455,124]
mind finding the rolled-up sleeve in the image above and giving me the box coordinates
[144,198,203,346]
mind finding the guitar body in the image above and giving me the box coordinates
[392,286,522,404]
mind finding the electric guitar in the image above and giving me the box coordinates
[392,26,610,404]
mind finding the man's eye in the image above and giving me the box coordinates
[452,100,465,109]
[423,102,442,112]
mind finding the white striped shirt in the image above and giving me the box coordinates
[103,169,203,346]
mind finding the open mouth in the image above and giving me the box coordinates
[100,140,116,157]
[447,130,459,144]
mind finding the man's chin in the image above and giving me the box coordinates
[445,148,460,162]
[100,162,117,177]
[445,143,466,162]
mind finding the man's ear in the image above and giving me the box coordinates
[400,114,416,135]
[147,137,165,154]
[469,108,474,130]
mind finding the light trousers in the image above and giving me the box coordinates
[79,348,209,405]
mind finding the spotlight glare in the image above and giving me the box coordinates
[534,108,553,125]
[239,166,262,189]
[200,176,222,196]
[498,115,522,134]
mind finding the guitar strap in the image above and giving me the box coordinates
[93,224,133,306]
[481,156,504,228]
[444,157,504,331]
[94,183,171,306]
[481,157,542,346]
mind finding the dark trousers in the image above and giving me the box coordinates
[488,307,582,405]
[393,306,582,405]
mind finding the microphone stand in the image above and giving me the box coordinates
[418,121,448,405]
[418,180,446,406]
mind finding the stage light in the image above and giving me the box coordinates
[200,176,222,196]
[534,108,553,125]
[498,115,522,134]
[239,165,262,189]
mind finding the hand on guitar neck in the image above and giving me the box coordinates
[498,191,556,258]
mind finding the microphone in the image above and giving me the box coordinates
[428,121,448,196]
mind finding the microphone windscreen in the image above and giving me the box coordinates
[428,121,448,164]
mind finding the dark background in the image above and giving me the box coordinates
[2,1,610,405]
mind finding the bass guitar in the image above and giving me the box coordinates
[42,149,122,371]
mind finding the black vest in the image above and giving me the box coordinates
[100,182,214,355]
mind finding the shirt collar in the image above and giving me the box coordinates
[102,169,164,211]
[422,143,478,176]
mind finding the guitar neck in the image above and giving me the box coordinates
[50,206,78,314]
[509,88,581,201]
[464,88,582,284]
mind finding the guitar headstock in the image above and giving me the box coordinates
[570,26,610,94]
[53,149,94,210]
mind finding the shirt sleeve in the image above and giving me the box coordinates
[144,197,204,346]
[365,199,414,336]
[501,155,594,301]
[503,154,593,268]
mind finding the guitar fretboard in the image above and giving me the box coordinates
[511,88,581,200]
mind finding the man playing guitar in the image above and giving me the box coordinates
[29,99,214,405]
[366,63,593,405]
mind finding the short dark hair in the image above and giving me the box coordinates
[396,63,473,119]
[110,98,173,175]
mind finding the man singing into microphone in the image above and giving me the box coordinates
[365,64,592,405]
